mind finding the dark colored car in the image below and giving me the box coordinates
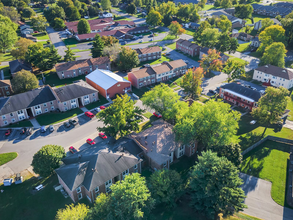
[69,146,78,154]
[5,129,12,136]
[20,127,27,135]
[69,119,78,126]
[209,90,216,94]
[63,121,71,128]
[26,128,33,136]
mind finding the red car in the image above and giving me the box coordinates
[86,138,95,145]
[153,112,162,118]
[99,132,107,139]
[5,129,12,136]
[69,146,78,154]
[100,106,106,110]
[85,111,95,118]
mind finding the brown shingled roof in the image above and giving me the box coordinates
[130,67,156,79]
[176,39,200,50]
[135,46,161,55]
[0,80,11,88]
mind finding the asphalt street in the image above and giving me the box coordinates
[230,51,260,71]
[240,173,293,220]
[201,73,228,95]
[47,27,67,57]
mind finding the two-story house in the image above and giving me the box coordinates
[55,57,111,79]
[9,59,32,76]
[176,39,201,57]
[219,83,262,111]
[0,80,13,97]
[55,146,142,203]
[130,119,197,170]
[135,46,162,62]
[128,60,187,89]
[253,65,293,89]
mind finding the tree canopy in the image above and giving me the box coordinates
[101,35,118,46]
[222,59,246,82]
[77,18,91,34]
[44,5,66,26]
[200,49,223,77]
[31,145,65,177]
[116,46,139,71]
[22,7,35,18]
[56,204,89,220]
[146,8,163,26]
[101,0,111,10]
[0,21,17,52]
[11,38,35,60]
[64,47,76,62]
[168,21,185,37]
[31,15,49,32]
[11,70,39,94]
[54,17,66,30]
[235,4,253,19]
[0,6,20,23]
[201,28,220,48]
[260,42,287,68]
[181,67,204,99]
[91,34,104,58]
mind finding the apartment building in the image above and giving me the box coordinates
[176,39,201,57]
[135,46,162,62]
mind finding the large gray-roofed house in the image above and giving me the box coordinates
[56,147,142,202]
[9,59,32,75]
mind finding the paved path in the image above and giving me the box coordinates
[80,107,88,112]
[229,51,260,71]
[201,73,228,94]
[0,61,9,66]
[30,118,41,129]
[284,120,293,130]
[240,173,293,220]
[47,27,67,57]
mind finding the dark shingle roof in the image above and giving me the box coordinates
[255,64,293,80]
[59,147,142,191]
[9,59,32,74]
[221,83,261,101]
[0,86,56,115]
[251,4,264,10]
[53,80,98,102]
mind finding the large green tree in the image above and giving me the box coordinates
[217,15,232,32]
[174,100,241,148]
[181,67,203,99]
[146,8,162,26]
[200,49,223,77]
[222,59,247,82]
[31,145,65,177]
[21,7,35,18]
[259,18,274,32]
[235,4,253,19]
[116,47,139,71]
[101,0,111,10]
[101,35,118,46]
[0,22,17,53]
[215,32,239,53]
[87,193,111,220]
[213,143,242,167]
[96,94,143,139]
[31,15,49,32]
[260,42,287,67]
[141,83,189,122]
[252,86,289,137]
[91,34,104,58]
[64,47,76,62]
[126,3,137,14]
[189,150,246,219]
[0,14,17,30]
[56,204,89,220]
[77,18,90,34]
[148,169,183,208]
[54,17,66,30]
[168,21,185,38]
[201,28,220,48]
[193,21,211,45]
[11,38,35,60]
[44,5,66,26]
[0,6,20,23]
[11,70,39,94]
[281,16,293,48]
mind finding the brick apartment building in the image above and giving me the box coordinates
[135,46,162,62]
[0,80,13,97]
[176,39,201,57]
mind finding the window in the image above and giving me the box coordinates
[123,169,129,179]
[71,99,76,103]
[43,103,47,107]
[34,105,40,109]
[63,102,67,106]
[50,101,53,105]
[117,84,120,87]
[2,115,6,119]
[84,95,89,99]
[51,106,55,110]
[93,93,95,97]
[61,72,64,78]
[93,98,96,102]
[5,86,8,90]
[45,108,48,112]
[134,164,138,170]
[95,186,99,193]
[77,187,81,193]
[11,118,15,123]
[65,107,68,111]
[163,162,167,167]
[78,193,83,200]
[105,179,112,192]
[10,113,13,117]
[4,121,8,125]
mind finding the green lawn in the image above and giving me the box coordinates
[163,34,177,41]
[0,65,11,79]
[249,51,262,58]
[184,28,195,36]
[0,53,14,63]
[237,42,250,53]
[32,32,50,40]
[143,112,153,119]
[138,115,159,132]
[36,108,83,125]
[226,55,248,65]
[113,16,132,21]
[85,95,109,110]
[252,14,271,22]
[139,55,172,66]
[287,96,293,120]
[63,38,80,46]
[0,152,18,166]
[71,49,91,53]
[4,120,33,128]
[165,42,176,50]
[241,140,290,206]
[201,4,215,10]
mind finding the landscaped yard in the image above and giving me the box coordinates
[32,32,50,40]
[287,96,293,120]
[252,14,270,23]
[4,120,33,128]
[0,53,14,63]
[163,34,177,41]
[85,95,109,110]
[0,152,17,166]
[184,28,195,36]
[241,140,290,206]
[63,38,79,46]
[226,55,248,65]
[143,111,153,119]
[140,55,172,66]
[201,4,215,10]
[132,86,150,98]
[237,42,250,53]
[36,108,84,125]
[165,42,176,50]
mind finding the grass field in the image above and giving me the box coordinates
[0,53,13,63]
[241,140,290,206]
[237,42,250,53]
[252,14,271,22]
[140,55,172,66]
[36,108,83,125]
[4,120,33,128]
[226,55,248,65]
[63,38,80,46]
[71,49,91,53]
[286,95,293,120]
[201,4,215,10]
[166,42,176,50]
[32,32,50,40]
[185,28,195,36]
[0,152,18,166]
[143,112,153,119]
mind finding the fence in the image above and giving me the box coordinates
[242,135,293,155]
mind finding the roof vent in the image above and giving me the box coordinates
[282,70,286,73]
[265,65,268,68]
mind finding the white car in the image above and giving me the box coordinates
[260,90,265,95]
[49,125,54,132]
[95,107,101,113]
[250,120,257,125]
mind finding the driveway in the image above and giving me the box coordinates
[240,173,293,220]
[230,51,260,71]
[47,27,67,57]
[201,73,228,95]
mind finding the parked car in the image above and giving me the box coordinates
[153,112,162,118]
[95,107,101,113]
[100,106,106,110]
[86,138,95,145]
[99,132,107,139]
[149,39,153,41]
[63,121,71,128]
[250,120,257,125]
[69,146,78,154]
[20,127,27,135]
[139,35,143,38]
[26,128,33,136]
[139,40,143,43]
[5,129,12,136]
[85,111,95,118]
[49,125,54,132]
[41,126,46,133]
[69,119,78,126]
[149,34,153,37]
[209,90,216,94]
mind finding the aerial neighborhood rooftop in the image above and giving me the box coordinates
[1,0,293,220]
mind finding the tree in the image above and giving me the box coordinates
[56,204,89,220]
[174,100,240,147]
[57,0,74,10]
[134,0,142,7]
[181,67,204,99]
[102,43,121,61]
[260,42,287,67]
[44,5,66,26]
[193,21,211,45]
[215,32,239,53]
[22,7,35,18]
[235,4,253,19]
[252,87,289,138]
[31,15,49,32]
[213,143,242,167]
[280,17,293,48]
[260,18,274,32]
[177,4,190,22]
[64,47,76,62]
[146,8,162,26]
[0,22,17,53]
[54,17,66,30]
[189,150,246,219]
[111,0,120,6]
[116,47,139,71]
[168,21,185,38]
[221,0,232,8]
[67,5,81,21]
[91,34,104,58]
[217,15,232,32]
[222,59,246,82]
[87,193,111,220]
[200,49,223,77]
[101,0,111,10]
[101,35,118,46]
[10,38,35,60]
[11,70,39,94]
[97,94,143,139]
[141,84,189,122]
[126,3,137,14]
[148,169,183,208]
[0,6,20,23]
[77,18,91,34]
[0,14,17,30]
[201,28,220,48]
[110,173,155,219]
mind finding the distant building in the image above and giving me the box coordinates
[210,10,245,28]
[176,39,201,57]
[253,18,281,30]
[135,46,162,62]
[230,32,253,42]
[199,47,229,63]
[250,36,261,48]
[0,80,13,97]
[251,3,292,17]
[9,59,32,76]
